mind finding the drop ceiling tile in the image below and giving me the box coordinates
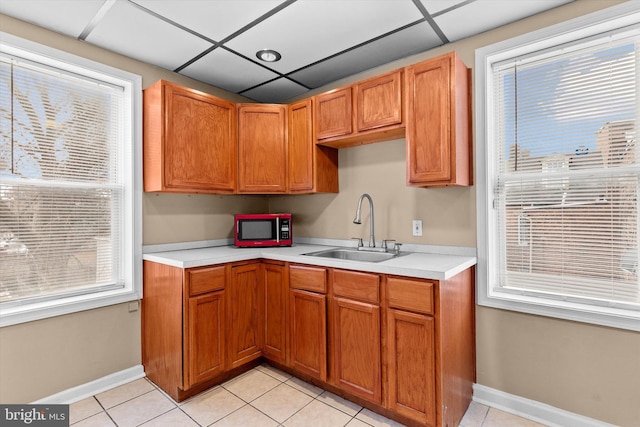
[0,0,104,38]
[434,0,574,42]
[241,78,308,103]
[180,47,280,94]
[290,22,442,89]
[131,0,284,42]
[225,0,424,74]
[85,0,212,71]
[417,0,470,15]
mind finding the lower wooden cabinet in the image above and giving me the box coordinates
[289,264,328,381]
[386,308,436,425]
[228,262,263,368]
[186,291,225,388]
[142,258,474,426]
[142,261,228,401]
[263,261,288,363]
[331,269,382,404]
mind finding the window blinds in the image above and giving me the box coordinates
[493,31,640,308]
[0,56,125,304]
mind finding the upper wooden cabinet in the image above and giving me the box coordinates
[315,70,405,148]
[314,87,352,140]
[288,99,339,194]
[405,53,471,187]
[355,70,403,132]
[143,80,237,194]
[237,104,288,193]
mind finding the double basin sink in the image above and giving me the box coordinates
[302,247,406,263]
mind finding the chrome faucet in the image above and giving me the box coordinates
[353,193,375,248]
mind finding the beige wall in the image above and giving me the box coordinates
[1,2,639,425]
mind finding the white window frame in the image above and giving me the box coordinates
[475,2,640,332]
[0,33,142,327]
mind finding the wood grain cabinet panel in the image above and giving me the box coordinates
[143,80,237,193]
[289,289,327,381]
[355,70,403,132]
[263,261,288,364]
[386,309,436,426]
[186,291,225,388]
[290,264,327,293]
[405,52,471,187]
[288,99,339,194]
[332,297,382,404]
[330,269,382,404]
[314,87,352,140]
[228,262,264,368]
[237,104,287,193]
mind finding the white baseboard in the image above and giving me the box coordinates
[32,365,145,405]
[473,384,617,427]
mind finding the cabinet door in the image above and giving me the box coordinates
[144,80,237,193]
[263,262,288,364]
[289,289,327,381]
[314,88,352,140]
[405,53,470,186]
[228,263,264,368]
[238,104,287,193]
[386,309,436,426]
[186,291,225,388]
[288,99,314,193]
[355,70,403,132]
[332,297,381,403]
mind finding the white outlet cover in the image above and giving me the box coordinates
[412,220,423,237]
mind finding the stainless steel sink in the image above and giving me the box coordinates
[302,248,402,262]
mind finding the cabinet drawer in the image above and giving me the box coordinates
[187,266,226,296]
[333,270,380,304]
[386,276,434,314]
[290,265,327,293]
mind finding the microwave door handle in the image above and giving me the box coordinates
[276,217,280,243]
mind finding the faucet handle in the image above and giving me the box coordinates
[382,239,395,251]
[393,242,403,254]
[351,237,364,248]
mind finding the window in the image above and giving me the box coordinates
[0,33,141,326]
[476,3,640,331]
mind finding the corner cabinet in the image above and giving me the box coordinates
[288,99,339,193]
[237,104,288,193]
[405,53,471,187]
[143,80,237,193]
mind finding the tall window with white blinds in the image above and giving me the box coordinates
[494,32,639,308]
[0,33,140,325]
[477,4,640,330]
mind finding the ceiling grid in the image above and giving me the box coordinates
[0,0,574,102]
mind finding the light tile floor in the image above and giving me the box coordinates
[70,364,548,426]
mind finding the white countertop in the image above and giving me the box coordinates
[143,239,477,281]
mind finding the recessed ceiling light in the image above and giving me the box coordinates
[256,49,281,62]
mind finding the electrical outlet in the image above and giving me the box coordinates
[412,219,423,237]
